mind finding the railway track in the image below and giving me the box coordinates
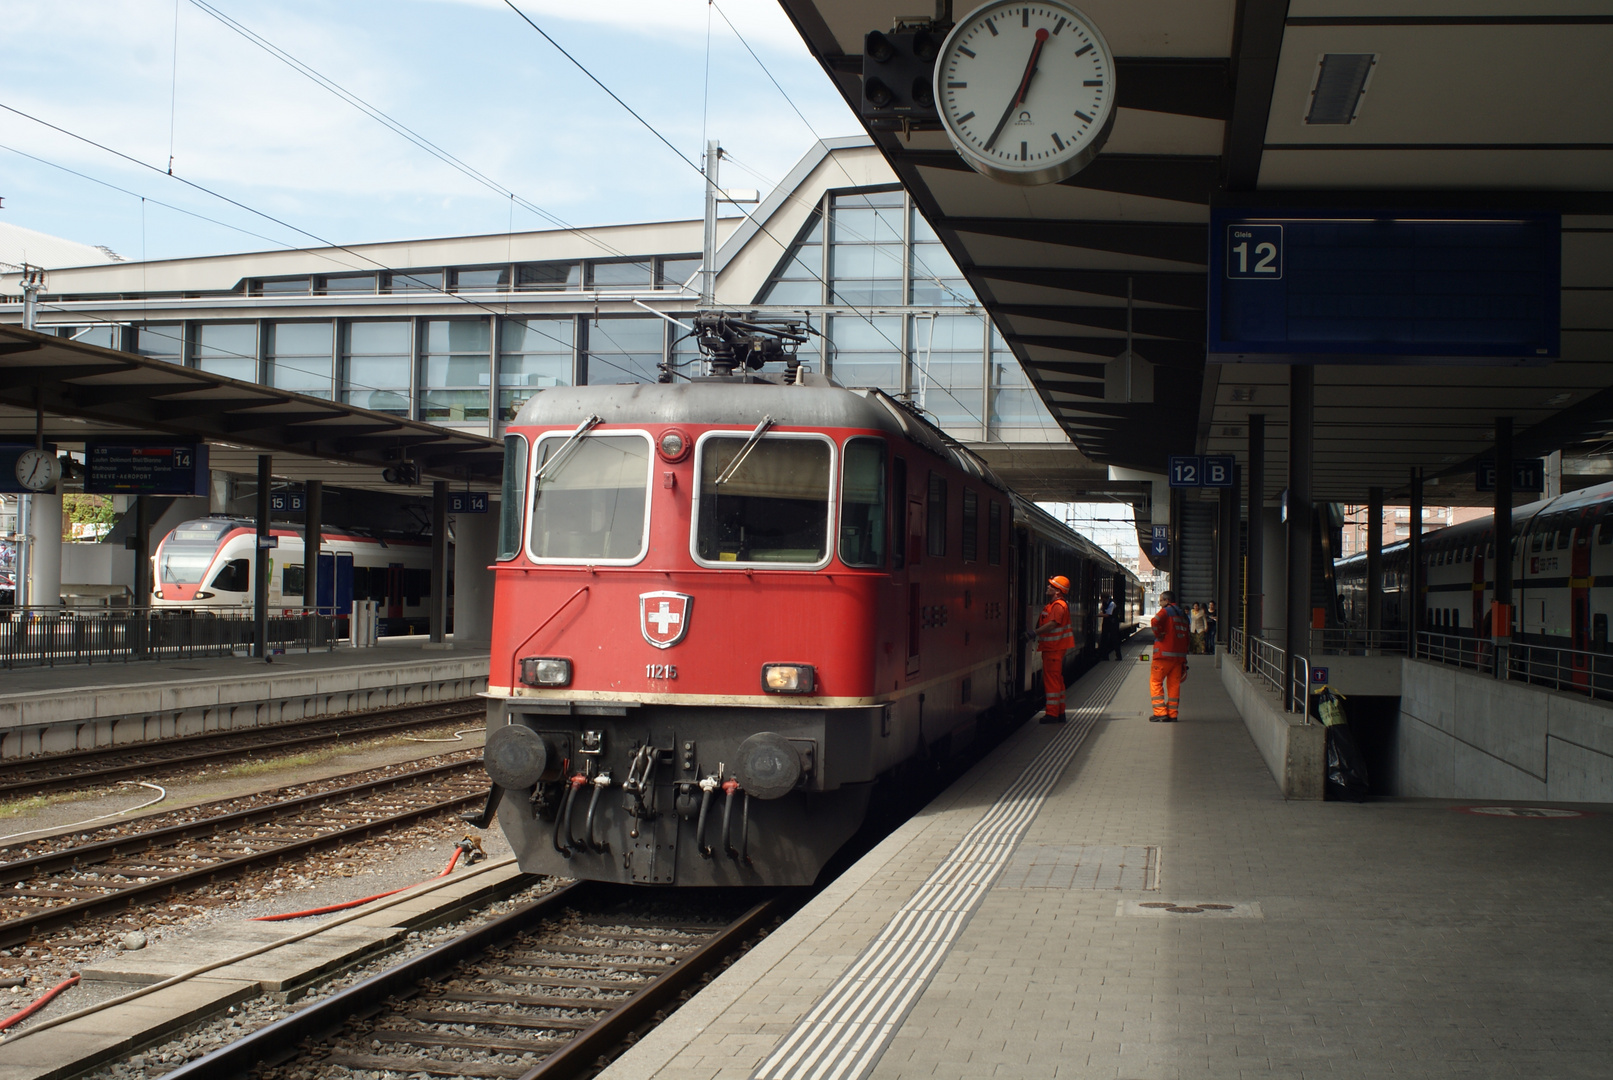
[0,699,484,800]
[0,757,492,948]
[164,881,787,1080]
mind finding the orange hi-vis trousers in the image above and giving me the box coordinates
[1041,649,1068,719]
[1150,656,1185,719]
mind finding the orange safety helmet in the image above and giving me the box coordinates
[1047,575,1070,594]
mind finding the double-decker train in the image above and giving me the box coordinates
[1336,478,1613,655]
[152,518,437,634]
[481,373,1140,887]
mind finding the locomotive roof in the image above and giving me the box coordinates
[513,380,1011,495]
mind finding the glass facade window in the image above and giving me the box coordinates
[498,317,574,422]
[826,314,902,390]
[267,321,334,398]
[591,260,654,288]
[422,318,491,423]
[909,209,971,307]
[136,323,184,362]
[517,262,580,290]
[196,322,257,381]
[256,278,310,295]
[322,274,376,294]
[912,314,985,437]
[454,267,509,291]
[989,328,1060,441]
[659,256,701,290]
[59,325,119,349]
[759,213,823,306]
[342,320,412,415]
[829,190,904,307]
[586,317,664,385]
[390,270,443,292]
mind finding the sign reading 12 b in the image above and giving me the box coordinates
[1227,224,1283,280]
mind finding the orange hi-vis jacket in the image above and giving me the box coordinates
[1037,597,1075,652]
[1151,603,1190,658]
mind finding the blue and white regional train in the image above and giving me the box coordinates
[151,518,437,635]
[1337,478,1613,656]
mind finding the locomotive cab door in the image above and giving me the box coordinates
[906,497,924,676]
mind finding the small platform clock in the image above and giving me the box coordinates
[935,1,1117,186]
[14,448,60,492]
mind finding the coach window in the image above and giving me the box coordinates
[528,432,651,563]
[694,433,833,567]
[498,434,528,561]
[927,473,947,557]
[840,438,887,568]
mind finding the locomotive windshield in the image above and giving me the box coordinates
[696,435,831,565]
[528,433,650,561]
[159,519,231,584]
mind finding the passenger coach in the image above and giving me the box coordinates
[482,375,1137,887]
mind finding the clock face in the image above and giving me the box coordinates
[935,1,1117,186]
[15,449,59,492]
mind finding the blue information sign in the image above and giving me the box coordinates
[1311,666,1330,685]
[1475,459,1546,494]
[1169,456,1202,488]
[269,491,306,513]
[1202,456,1235,487]
[448,491,489,514]
[1150,525,1169,560]
[84,442,209,496]
[1209,209,1560,363]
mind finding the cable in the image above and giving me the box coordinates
[252,840,476,921]
[0,781,167,846]
[402,727,481,744]
[0,975,79,1034]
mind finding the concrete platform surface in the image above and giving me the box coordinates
[0,859,535,1080]
[609,647,1613,1080]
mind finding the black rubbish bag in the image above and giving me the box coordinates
[1325,724,1371,802]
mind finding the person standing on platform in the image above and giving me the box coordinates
[1150,590,1191,722]
[1100,593,1122,660]
[1190,602,1208,654]
[1034,575,1075,724]
[1206,601,1218,646]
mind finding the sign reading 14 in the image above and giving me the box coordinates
[1227,224,1283,280]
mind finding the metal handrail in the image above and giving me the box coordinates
[0,606,339,669]
[1315,627,1408,655]
[1232,627,1309,716]
[1290,654,1310,717]
[1414,631,1613,702]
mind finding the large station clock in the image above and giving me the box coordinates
[934,1,1117,186]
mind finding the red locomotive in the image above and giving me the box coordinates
[481,330,1138,886]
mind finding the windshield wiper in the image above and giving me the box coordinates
[715,415,774,486]
[533,414,603,486]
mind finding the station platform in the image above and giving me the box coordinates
[0,638,490,758]
[610,644,1613,1080]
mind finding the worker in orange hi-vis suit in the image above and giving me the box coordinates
[1034,575,1075,724]
[1150,590,1191,722]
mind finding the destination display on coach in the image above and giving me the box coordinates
[1208,209,1560,363]
[84,442,209,496]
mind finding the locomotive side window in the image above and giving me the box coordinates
[891,458,908,570]
[694,434,832,566]
[927,473,947,557]
[839,438,887,568]
[498,434,528,561]
[987,500,1003,565]
[961,489,979,563]
[528,432,651,563]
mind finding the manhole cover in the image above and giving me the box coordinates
[1458,806,1590,819]
[1119,900,1262,919]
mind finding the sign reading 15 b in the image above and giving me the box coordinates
[1226,224,1283,280]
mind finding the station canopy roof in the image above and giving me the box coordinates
[0,324,502,490]
[779,0,1613,504]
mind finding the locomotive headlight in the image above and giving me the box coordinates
[657,428,691,462]
[520,656,572,687]
[762,663,815,694]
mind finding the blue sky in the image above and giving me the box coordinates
[0,0,861,261]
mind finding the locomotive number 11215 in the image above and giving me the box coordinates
[646,663,678,680]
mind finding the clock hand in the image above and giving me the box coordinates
[984,27,1049,151]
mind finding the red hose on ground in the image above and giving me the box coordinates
[0,974,80,1033]
[253,845,467,923]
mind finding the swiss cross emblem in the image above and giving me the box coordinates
[639,591,692,649]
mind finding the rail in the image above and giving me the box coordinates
[0,606,339,669]
[1414,631,1613,702]
[1231,627,1309,716]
